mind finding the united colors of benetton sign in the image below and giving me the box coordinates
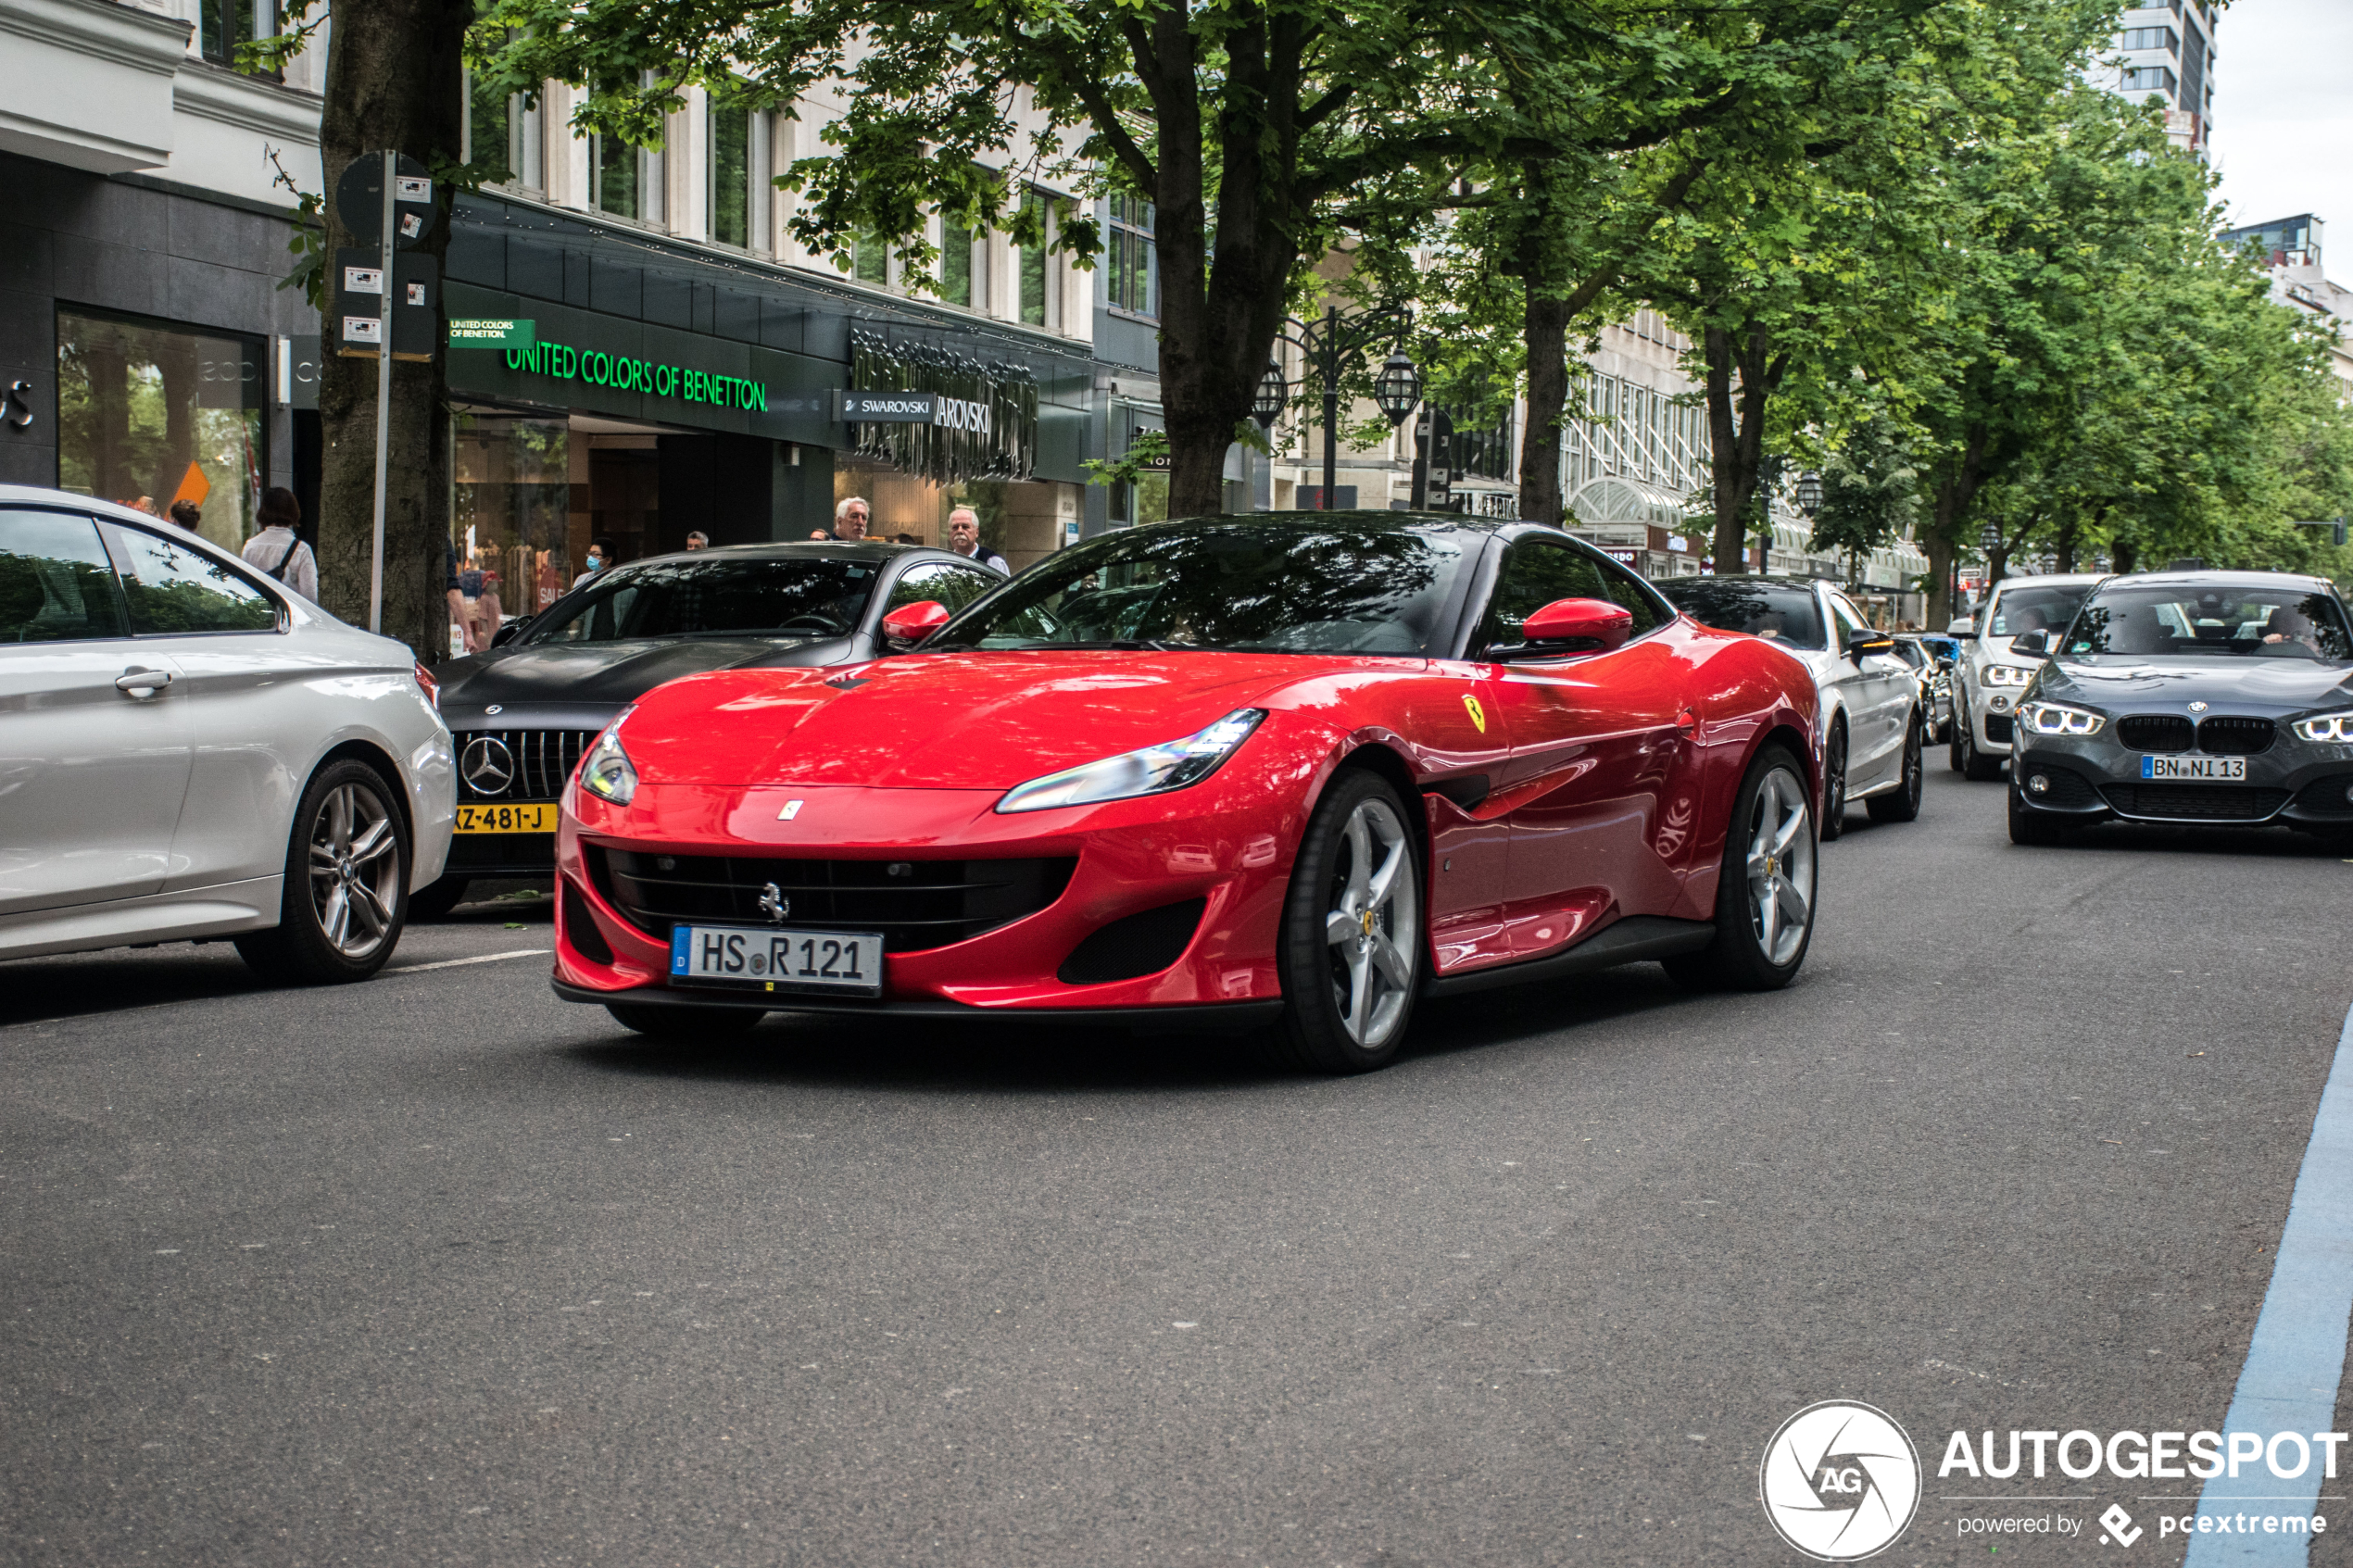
[497,338,769,412]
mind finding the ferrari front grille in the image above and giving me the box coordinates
[585,847,1076,954]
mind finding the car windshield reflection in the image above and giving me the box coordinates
[2064,585,2353,661]
[524,557,880,646]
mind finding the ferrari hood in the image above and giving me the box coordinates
[439,635,846,714]
[2044,657,2353,714]
[620,650,1383,789]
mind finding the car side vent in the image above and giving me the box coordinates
[562,879,614,966]
[1056,899,1207,987]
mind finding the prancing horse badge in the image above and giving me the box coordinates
[777,799,805,821]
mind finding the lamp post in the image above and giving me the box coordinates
[1275,304,1416,509]
[1252,362,1287,428]
[1795,470,1822,518]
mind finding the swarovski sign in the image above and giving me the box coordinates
[847,328,1036,484]
[833,389,994,433]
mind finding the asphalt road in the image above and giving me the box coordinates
[4,768,2350,1568]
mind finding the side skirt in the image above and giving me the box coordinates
[1421,915,1716,999]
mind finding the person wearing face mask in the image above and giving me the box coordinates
[573,536,615,589]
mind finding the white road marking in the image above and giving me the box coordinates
[391,949,550,973]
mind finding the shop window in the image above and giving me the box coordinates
[56,307,265,554]
[1108,194,1155,318]
[709,100,751,248]
[452,413,573,632]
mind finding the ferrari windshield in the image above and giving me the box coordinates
[2062,583,2353,661]
[525,556,879,645]
[930,517,1468,655]
[1654,580,1826,650]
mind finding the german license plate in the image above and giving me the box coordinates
[2142,755,2247,781]
[669,923,885,997]
[455,802,558,834]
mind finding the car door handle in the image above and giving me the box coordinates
[115,670,173,695]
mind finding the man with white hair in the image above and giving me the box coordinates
[947,506,1010,573]
[813,495,872,542]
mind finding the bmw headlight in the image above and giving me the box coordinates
[579,715,639,806]
[1982,664,2036,688]
[997,709,1267,814]
[2019,700,2106,737]
[2293,711,2353,743]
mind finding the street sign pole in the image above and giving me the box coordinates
[368,149,395,634]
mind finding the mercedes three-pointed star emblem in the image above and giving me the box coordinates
[460,735,515,795]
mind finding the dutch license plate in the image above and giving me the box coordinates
[455,802,558,834]
[2142,755,2247,782]
[669,923,885,997]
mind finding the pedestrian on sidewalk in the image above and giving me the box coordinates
[240,486,317,602]
[946,507,1009,573]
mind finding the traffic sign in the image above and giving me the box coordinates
[334,152,435,249]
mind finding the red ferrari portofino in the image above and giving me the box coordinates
[551,513,1822,1072]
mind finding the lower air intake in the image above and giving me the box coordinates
[1057,899,1207,986]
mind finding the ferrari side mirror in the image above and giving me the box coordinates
[881,600,951,652]
[1521,597,1633,652]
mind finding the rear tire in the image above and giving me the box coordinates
[1818,722,1849,842]
[235,759,410,985]
[1664,745,1817,993]
[1866,710,1925,823]
[2007,784,2078,846]
[408,876,470,922]
[605,1003,764,1039]
[1269,769,1423,1074]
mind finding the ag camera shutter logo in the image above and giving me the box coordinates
[1760,1400,1921,1561]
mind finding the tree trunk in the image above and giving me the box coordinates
[1517,287,1572,528]
[1922,423,1994,627]
[317,0,469,659]
[1703,322,1774,572]
[1921,530,1955,629]
[2111,532,2137,575]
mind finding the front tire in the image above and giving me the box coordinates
[1867,709,1925,823]
[2007,784,2079,846]
[1270,770,1423,1074]
[408,876,470,922]
[605,1003,765,1039]
[1957,707,2004,781]
[235,759,410,985]
[1818,722,1849,842]
[1664,745,1817,993]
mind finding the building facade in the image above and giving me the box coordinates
[2107,1,2218,154]
[2220,215,2353,396]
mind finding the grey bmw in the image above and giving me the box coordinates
[2005,570,2353,846]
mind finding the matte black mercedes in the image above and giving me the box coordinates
[2005,570,2353,846]
[419,541,1007,915]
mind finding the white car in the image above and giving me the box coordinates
[0,487,455,979]
[1947,572,2105,781]
[1655,574,1924,839]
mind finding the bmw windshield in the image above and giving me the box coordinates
[930,517,1469,656]
[524,557,880,645]
[2062,584,2353,662]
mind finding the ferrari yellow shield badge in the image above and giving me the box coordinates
[1462,694,1487,734]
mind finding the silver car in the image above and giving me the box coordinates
[1947,572,2104,780]
[0,487,455,979]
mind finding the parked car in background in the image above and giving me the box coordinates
[0,486,453,980]
[2004,570,2353,845]
[1893,635,1955,743]
[1947,572,2105,780]
[549,513,1826,1073]
[419,541,1006,917]
[1655,575,1924,839]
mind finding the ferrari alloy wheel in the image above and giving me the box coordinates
[1818,722,1848,842]
[1273,770,1422,1073]
[235,759,410,985]
[1867,709,1925,823]
[1665,746,1816,992]
[606,1002,764,1039]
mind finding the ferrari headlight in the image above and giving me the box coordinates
[2020,700,2106,737]
[1982,664,2036,687]
[579,715,639,806]
[2293,711,2353,744]
[996,709,1266,814]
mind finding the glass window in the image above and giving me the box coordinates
[942,222,975,308]
[197,0,264,69]
[1985,583,2092,639]
[525,556,882,645]
[934,519,1469,656]
[467,70,513,184]
[1654,579,1828,649]
[1592,554,1669,637]
[1109,194,1154,317]
[1829,594,1866,647]
[452,412,573,628]
[709,101,750,248]
[1018,190,1051,326]
[887,562,998,615]
[851,228,888,286]
[1478,542,1611,655]
[2064,584,2353,661]
[110,525,278,634]
[594,133,638,220]
[0,509,126,643]
[57,308,266,554]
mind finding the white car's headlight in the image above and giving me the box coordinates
[2293,711,2353,743]
[579,717,639,806]
[2020,700,2106,737]
[996,709,1266,814]
[1982,664,2036,687]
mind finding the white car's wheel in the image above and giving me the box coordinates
[235,759,409,985]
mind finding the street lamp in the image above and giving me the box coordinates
[1374,351,1422,426]
[1794,470,1822,519]
[1273,303,1415,509]
[1252,362,1287,428]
